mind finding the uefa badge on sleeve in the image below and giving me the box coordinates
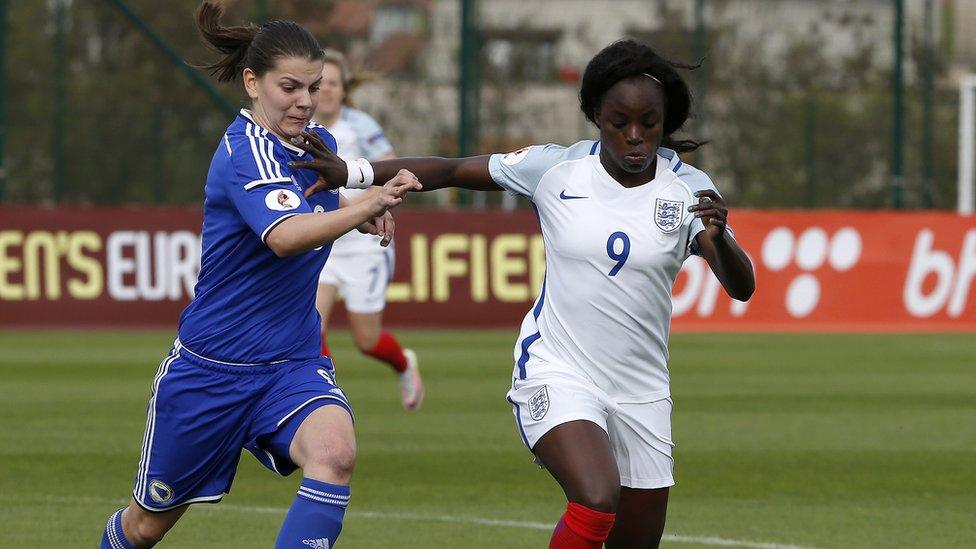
[266,189,301,211]
[501,147,530,166]
[654,198,684,233]
[528,386,550,421]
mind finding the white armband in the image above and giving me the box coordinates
[343,157,374,189]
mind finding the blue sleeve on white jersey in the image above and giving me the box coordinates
[488,140,598,198]
[344,108,393,161]
[226,133,313,243]
[674,161,735,256]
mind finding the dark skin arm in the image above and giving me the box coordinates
[288,131,500,194]
[370,156,498,191]
[688,189,756,301]
[289,130,755,300]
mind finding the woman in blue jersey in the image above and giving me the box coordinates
[294,40,755,548]
[98,3,420,548]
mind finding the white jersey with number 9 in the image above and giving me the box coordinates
[488,141,729,402]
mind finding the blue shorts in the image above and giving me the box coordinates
[131,341,352,512]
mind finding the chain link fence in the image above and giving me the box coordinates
[2,0,966,209]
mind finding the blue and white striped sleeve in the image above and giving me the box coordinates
[226,132,312,243]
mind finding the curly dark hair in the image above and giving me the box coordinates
[580,40,704,153]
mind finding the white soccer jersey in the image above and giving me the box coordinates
[327,107,394,256]
[488,141,727,401]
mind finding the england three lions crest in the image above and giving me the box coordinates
[654,198,684,233]
[528,386,550,421]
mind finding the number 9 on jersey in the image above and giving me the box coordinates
[606,231,631,276]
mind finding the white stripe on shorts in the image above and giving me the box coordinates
[134,346,178,503]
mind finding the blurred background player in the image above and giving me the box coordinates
[313,49,423,411]
[98,3,420,548]
[292,39,755,549]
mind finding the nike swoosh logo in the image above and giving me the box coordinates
[559,190,588,200]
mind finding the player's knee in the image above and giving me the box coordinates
[570,483,620,514]
[129,514,173,547]
[352,332,379,352]
[353,339,371,353]
[303,440,357,483]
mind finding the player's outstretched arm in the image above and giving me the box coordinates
[266,170,420,257]
[689,190,756,301]
[371,155,499,192]
[288,131,501,195]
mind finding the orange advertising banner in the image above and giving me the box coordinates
[1,206,974,331]
[670,210,976,331]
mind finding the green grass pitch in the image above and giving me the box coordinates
[1,330,974,548]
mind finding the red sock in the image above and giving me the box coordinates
[321,339,330,357]
[549,502,616,549]
[364,331,408,373]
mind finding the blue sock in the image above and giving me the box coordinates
[275,478,350,548]
[100,508,135,549]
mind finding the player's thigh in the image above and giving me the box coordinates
[288,404,357,483]
[347,311,382,350]
[507,368,619,511]
[245,358,353,477]
[534,420,620,512]
[315,282,339,329]
[606,486,669,549]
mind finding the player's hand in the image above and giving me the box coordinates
[687,190,728,241]
[287,131,347,196]
[367,169,422,218]
[357,211,396,247]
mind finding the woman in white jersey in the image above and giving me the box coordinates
[293,40,755,548]
[313,50,423,411]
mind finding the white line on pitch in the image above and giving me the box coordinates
[21,495,816,549]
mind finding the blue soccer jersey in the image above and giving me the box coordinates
[177,109,340,364]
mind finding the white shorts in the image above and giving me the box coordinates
[506,363,675,489]
[318,247,394,314]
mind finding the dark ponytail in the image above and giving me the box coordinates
[195,1,325,83]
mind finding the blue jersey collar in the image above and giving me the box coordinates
[236,109,309,157]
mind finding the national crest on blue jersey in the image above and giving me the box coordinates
[654,198,684,233]
[528,386,550,420]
